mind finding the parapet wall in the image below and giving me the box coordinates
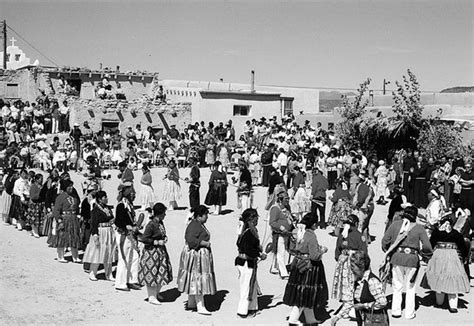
[67,97,192,135]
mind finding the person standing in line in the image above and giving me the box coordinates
[236,159,253,212]
[26,173,44,238]
[83,190,117,281]
[187,156,201,211]
[114,182,141,291]
[48,179,82,263]
[138,163,156,210]
[283,213,328,325]
[381,206,433,320]
[138,203,173,305]
[204,161,228,215]
[235,208,267,318]
[269,190,293,279]
[177,205,216,315]
[163,159,181,210]
[311,168,329,229]
[10,169,30,230]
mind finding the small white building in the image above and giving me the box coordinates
[0,37,39,70]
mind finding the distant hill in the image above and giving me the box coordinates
[440,86,474,93]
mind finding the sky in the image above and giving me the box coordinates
[1,0,473,92]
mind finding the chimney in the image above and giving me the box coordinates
[219,78,224,82]
[99,63,103,70]
[116,65,120,72]
[250,70,255,93]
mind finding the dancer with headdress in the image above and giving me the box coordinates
[235,208,267,318]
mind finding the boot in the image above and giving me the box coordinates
[196,295,211,315]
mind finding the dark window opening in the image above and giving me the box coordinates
[67,79,82,95]
[102,120,120,133]
[6,83,19,98]
[233,105,251,116]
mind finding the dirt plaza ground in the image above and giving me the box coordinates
[0,167,473,325]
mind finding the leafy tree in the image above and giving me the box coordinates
[335,78,371,150]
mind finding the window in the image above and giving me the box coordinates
[6,83,19,98]
[15,54,20,61]
[102,120,120,133]
[283,98,293,116]
[233,105,251,116]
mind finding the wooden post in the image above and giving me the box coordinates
[2,20,7,70]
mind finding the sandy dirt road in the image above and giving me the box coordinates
[0,167,472,325]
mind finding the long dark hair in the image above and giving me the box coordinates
[192,205,209,219]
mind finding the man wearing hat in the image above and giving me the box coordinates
[114,182,141,291]
[69,122,82,167]
[382,206,433,320]
[187,155,201,211]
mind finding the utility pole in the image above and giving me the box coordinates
[2,20,7,70]
[383,79,390,95]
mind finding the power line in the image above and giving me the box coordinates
[6,24,59,67]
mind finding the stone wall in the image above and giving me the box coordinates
[67,97,192,136]
[0,69,36,100]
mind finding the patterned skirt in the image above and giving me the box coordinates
[47,214,82,249]
[43,211,54,238]
[138,245,173,287]
[331,252,354,301]
[177,245,217,295]
[83,226,117,265]
[283,259,328,309]
[26,202,45,228]
[9,195,25,221]
[0,191,12,222]
[422,248,470,294]
[328,199,352,228]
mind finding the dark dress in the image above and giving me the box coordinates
[138,219,173,287]
[412,163,428,208]
[204,170,228,206]
[47,192,81,249]
[189,165,200,210]
[26,183,45,230]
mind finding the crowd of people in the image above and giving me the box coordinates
[1,105,474,325]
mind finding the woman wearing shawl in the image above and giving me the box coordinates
[204,161,228,215]
[235,208,267,318]
[328,179,352,236]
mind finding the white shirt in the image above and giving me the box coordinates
[277,152,288,167]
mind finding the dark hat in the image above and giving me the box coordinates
[300,213,316,229]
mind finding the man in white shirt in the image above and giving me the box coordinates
[276,148,288,178]
[59,100,70,132]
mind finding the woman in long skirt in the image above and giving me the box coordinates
[375,160,390,205]
[177,205,216,315]
[47,179,82,263]
[422,215,470,313]
[138,163,156,209]
[83,190,117,281]
[0,169,14,224]
[328,179,352,236]
[26,173,45,238]
[10,169,30,230]
[235,208,267,318]
[283,214,328,324]
[204,161,228,215]
[162,159,181,210]
[332,215,367,308]
[138,203,173,305]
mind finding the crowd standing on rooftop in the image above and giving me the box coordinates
[1,93,474,325]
